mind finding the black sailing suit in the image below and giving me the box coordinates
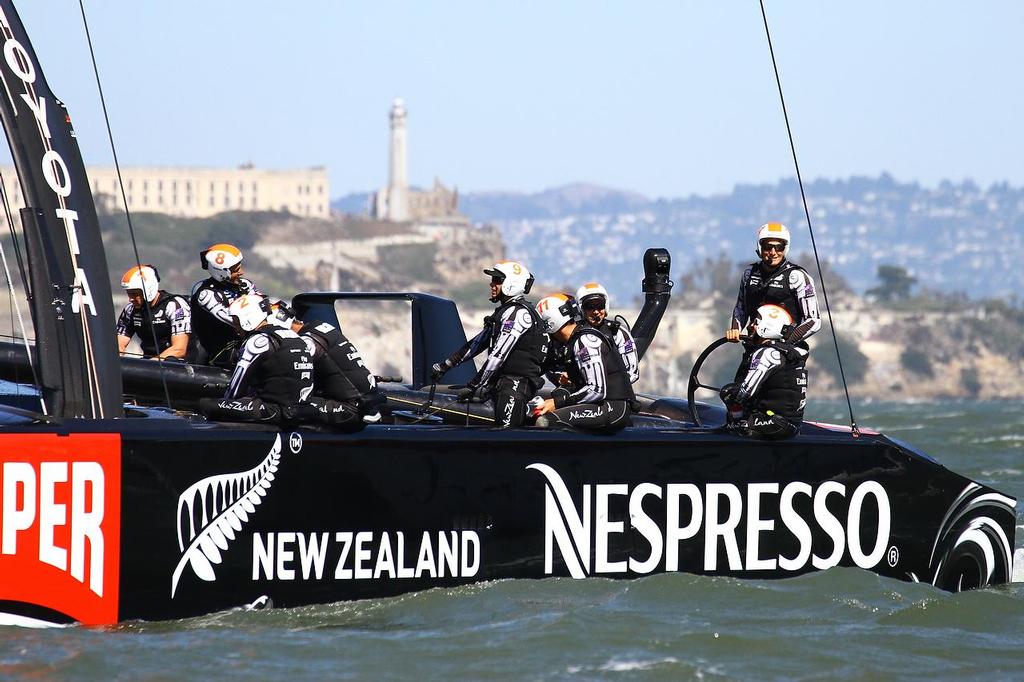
[539,326,634,434]
[437,296,548,428]
[723,340,807,440]
[298,321,385,430]
[200,326,313,424]
[115,290,192,358]
[190,276,262,367]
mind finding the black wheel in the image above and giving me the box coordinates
[686,337,736,427]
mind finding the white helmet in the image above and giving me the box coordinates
[484,260,534,301]
[228,294,270,332]
[201,243,244,282]
[267,300,297,329]
[756,223,790,258]
[575,282,609,309]
[754,304,793,340]
[536,294,580,334]
[120,264,160,303]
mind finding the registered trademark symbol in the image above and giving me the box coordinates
[289,432,303,454]
[887,546,899,567]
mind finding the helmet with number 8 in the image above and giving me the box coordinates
[201,243,244,282]
[120,264,160,303]
[754,304,793,340]
[229,293,270,332]
[483,260,534,301]
[536,294,581,334]
[756,222,790,258]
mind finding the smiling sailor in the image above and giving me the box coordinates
[720,303,807,440]
[430,260,548,428]
[575,281,639,384]
[532,294,634,434]
[190,243,264,367]
[198,294,313,424]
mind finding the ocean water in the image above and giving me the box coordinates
[2,400,1024,680]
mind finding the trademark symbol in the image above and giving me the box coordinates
[887,546,899,567]
[289,432,303,454]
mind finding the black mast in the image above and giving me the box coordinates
[0,2,122,418]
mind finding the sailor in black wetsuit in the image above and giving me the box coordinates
[266,302,385,430]
[116,265,192,360]
[199,294,313,424]
[190,243,263,367]
[721,303,807,440]
[575,281,640,384]
[726,223,821,377]
[533,294,634,434]
[430,260,548,428]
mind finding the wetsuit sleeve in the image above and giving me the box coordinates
[735,345,785,404]
[786,269,821,343]
[224,334,273,399]
[554,333,607,408]
[731,266,754,331]
[196,286,235,325]
[616,326,640,384]
[474,306,532,388]
[167,297,192,336]
[115,304,136,338]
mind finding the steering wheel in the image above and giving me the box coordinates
[686,336,745,427]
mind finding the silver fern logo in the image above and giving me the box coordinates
[170,435,283,597]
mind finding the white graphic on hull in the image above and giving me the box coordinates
[171,435,282,597]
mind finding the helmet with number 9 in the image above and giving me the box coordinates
[201,243,244,282]
[483,260,534,301]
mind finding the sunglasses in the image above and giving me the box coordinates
[582,301,605,311]
[760,242,786,253]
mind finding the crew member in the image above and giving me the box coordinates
[199,294,313,424]
[575,282,639,384]
[115,264,192,360]
[190,243,263,367]
[533,294,633,434]
[430,260,547,428]
[720,303,807,440]
[725,223,820,374]
[268,302,385,429]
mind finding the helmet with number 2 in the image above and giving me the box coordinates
[754,304,793,340]
[483,260,534,301]
[536,294,581,334]
[229,294,270,332]
[201,243,244,282]
[120,264,160,303]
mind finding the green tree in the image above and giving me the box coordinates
[867,264,917,302]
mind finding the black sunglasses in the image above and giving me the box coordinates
[760,242,786,253]
[582,300,605,311]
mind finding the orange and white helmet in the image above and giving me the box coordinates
[754,304,793,340]
[484,260,534,301]
[120,264,160,303]
[228,294,270,332]
[575,282,609,309]
[756,223,790,257]
[536,294,580,334]
[201,243,243,282]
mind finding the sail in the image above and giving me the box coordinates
[0,2,122,417]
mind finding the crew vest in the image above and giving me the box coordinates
[299,322,373,402]
[245,328,313,406]
[743,261,809,326]
[567,327,634,403]
[487,299,548,379]
[127,291,188,357]
[190,278,247,362]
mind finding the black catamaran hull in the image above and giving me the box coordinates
[0,421,1014,625]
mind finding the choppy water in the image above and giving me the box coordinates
[3,400,1024,680]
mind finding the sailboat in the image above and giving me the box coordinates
[0,1,1015,627]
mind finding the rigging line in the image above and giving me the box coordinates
[0,173,31,296]
[0,178,44,412]
[758,0,859,436]
[77,0,171,410]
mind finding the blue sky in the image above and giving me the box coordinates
[13,1,1024,199]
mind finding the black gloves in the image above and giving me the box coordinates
[771,341,800,362]
[430,361,450,381]
[457,384,487,403]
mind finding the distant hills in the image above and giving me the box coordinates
[334,174,1023,304]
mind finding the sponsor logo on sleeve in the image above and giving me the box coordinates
[0,434,121,625]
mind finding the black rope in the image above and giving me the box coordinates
[78,0,171,409]
[758,0,859,437]
[0,178,42,407]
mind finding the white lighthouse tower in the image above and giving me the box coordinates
[375,97,410,221]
